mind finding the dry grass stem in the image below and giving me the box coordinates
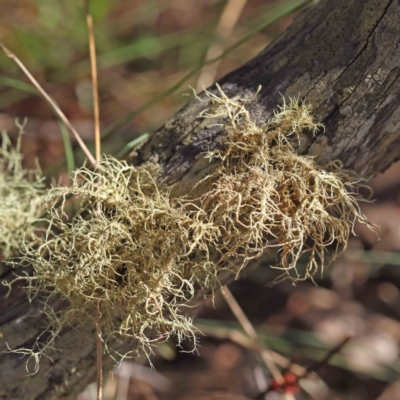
[85,3,103,397]
[86,11,101,163]
[96,305,103,400]
[0,42,97,166]
[223,285,284,384]
[196,0,248,92]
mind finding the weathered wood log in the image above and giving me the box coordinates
[1,0,400,398]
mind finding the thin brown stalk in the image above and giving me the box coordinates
[196,0,248,92]
[0,42,96,167]
[84,1,103,399]
[86,12,101,163]
[223,285,284,385]
[85,2,103,399]
[96,306,103,400]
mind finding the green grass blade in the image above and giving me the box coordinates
[0,76,39,108]
[57,119,75,176]
[115,132,150,159]
[0,76,38,94]
[0,91,31,109]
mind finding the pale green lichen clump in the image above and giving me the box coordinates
[9,86,372,372]
[189,86,372,282]
[0,128,46,259]
[16,158,218,369]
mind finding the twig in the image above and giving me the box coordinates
[303,336,351,376]
[223,286,284,385]
[0,42,96,167]
[196,0,248,92]
[255,336,352,398]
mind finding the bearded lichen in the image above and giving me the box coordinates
[14,157,218,370]
[187,85,373,282]
[7,86,373,372]
[0,126,46,259]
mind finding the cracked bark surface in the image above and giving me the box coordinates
[1,0,400,398]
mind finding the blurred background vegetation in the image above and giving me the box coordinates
[0,0,299,173]
[1,1,400,399]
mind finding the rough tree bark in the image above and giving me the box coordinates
[1,0,400,398]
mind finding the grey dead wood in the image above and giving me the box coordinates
[1,0,400,398]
